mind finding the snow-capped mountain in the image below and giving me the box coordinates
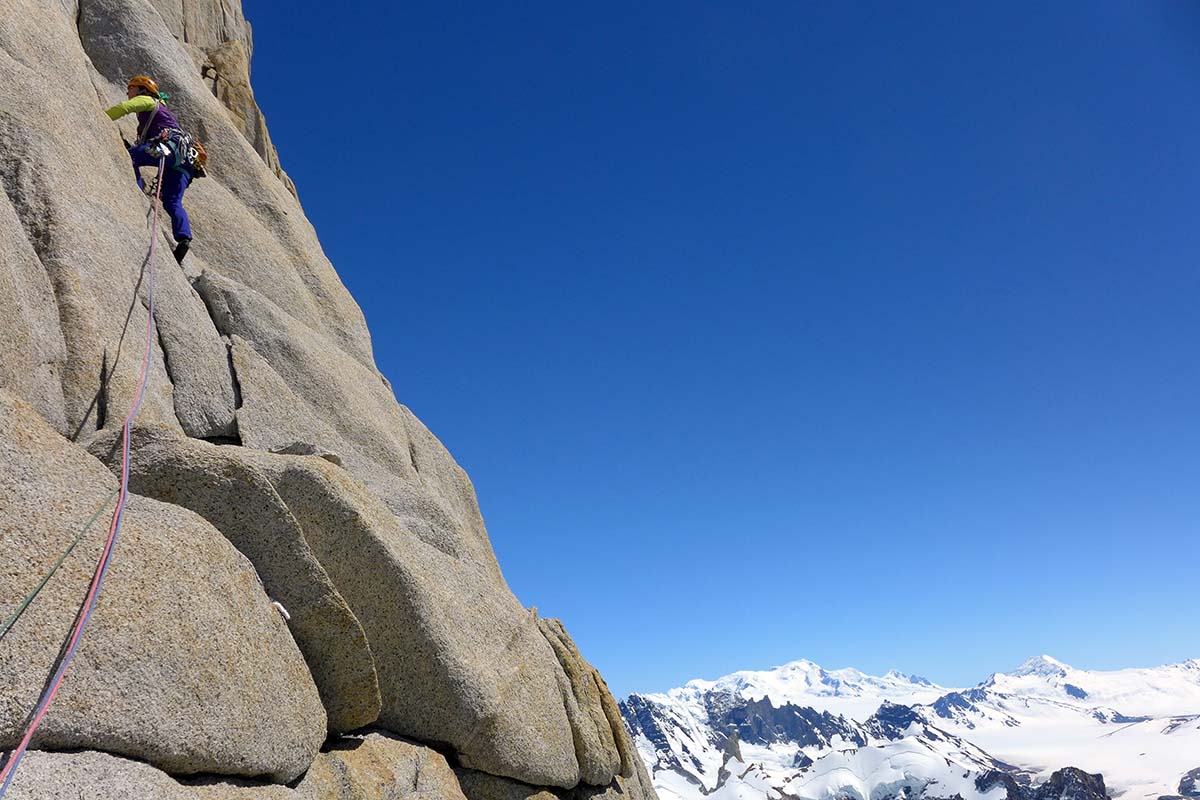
[982,655,1200,718]
[915,655,1200,799]
[621,656,1200,800]
[658,659,947,722]
[620,660,950,794]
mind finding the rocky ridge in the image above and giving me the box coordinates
[0,2,655,799]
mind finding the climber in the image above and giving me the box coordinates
[105,75,198,264]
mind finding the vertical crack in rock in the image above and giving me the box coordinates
[535,617,621,787]
[411,751,423,792]
[95,349,110,431]
[556,665,594,789]
[0,94,192,438]
[202,64,219,96]
[150,286,242,443]
[69,250,152,440]
[0,157,52,260]
[593,670,637,780]
[190,269,233,337]
[3,219,72,431]
[225,338,244,410]
[153,307,178,412]
[146,264,241,436]
[0,153,67,340]
[189,273,243,412]
[0,153,120,439]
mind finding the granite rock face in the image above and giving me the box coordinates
[0,0,653,798]
[85,422,585,786]
[87,425,382,734]
[198,274,501,577]
[0,0,232,438]
[0,191,68,433]
[0,393,326,781]
[8,733,468,800]
[6,750,200,800]
[143,0,297,195]
[215,434,581,787]
[455,767,657,800]
[537,617,645,788]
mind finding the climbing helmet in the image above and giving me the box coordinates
[127,74,160,97]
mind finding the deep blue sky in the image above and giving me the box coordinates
[248,2,1199,697]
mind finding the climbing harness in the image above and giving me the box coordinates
[0,155,169,799]
[133,98,208,178]
[149,127,207,176]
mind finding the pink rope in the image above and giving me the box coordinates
[0,155,167,796]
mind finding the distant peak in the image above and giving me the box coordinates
[880,669,934,686]
[1011,655,1071,677]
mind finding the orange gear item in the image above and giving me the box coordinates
[191,140,208,175]
[127,74,159,97]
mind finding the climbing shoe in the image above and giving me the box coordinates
[174,237,191,264]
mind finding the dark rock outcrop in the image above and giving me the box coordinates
[1179,767,1200,798]
[976,768,1108,800]
[703,691,865,749]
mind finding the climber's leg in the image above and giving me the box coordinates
[159,167,192,244]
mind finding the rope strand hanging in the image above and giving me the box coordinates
[0,154,168,798]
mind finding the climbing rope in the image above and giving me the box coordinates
[0,155,167,797]
[0,489,118,642]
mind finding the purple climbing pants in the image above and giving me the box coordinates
[130,143,192,242]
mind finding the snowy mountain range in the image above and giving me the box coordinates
[620,656,1200,800]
